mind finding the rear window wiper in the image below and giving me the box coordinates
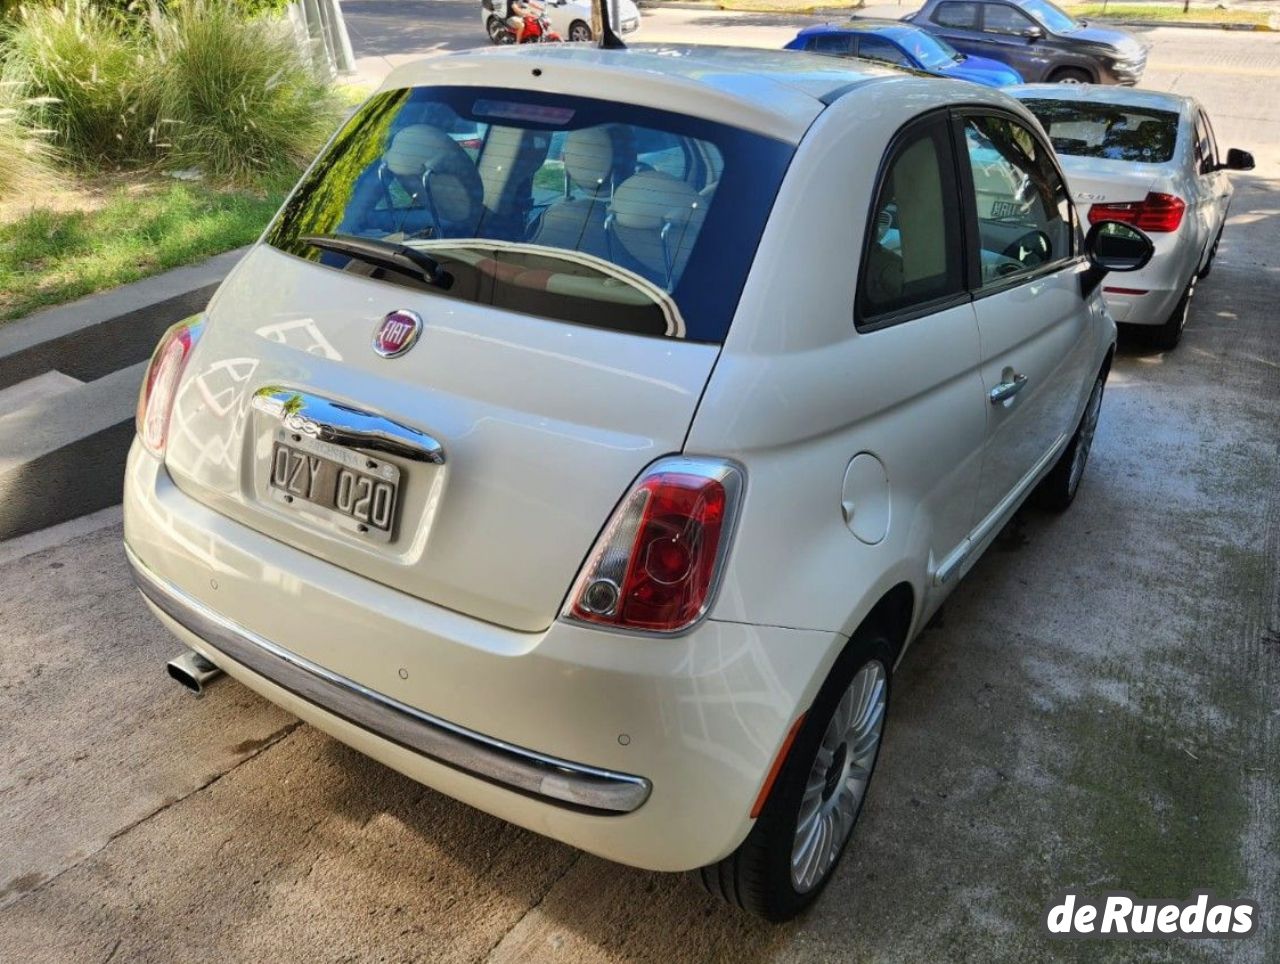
[300,233,453,289]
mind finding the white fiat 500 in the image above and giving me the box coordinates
[1013,85,1254,348]
[125,45,1152,920]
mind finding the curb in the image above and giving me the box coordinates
[1091,17,1274,31]
[0,246,248,541]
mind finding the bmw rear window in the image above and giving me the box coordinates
[1021,99,1179,163]
[266,86,795,343]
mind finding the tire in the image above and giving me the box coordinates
[1152,273,1196,350]
[567,20,592,41]
[487,16,514,44]
[698,626,894,921]
[1051,67,1092,84]
[1035,372,1105,512]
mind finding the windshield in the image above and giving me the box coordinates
[898,28,962,69]
[1021,0,1079,33]
[266,86,794,343]
[1021,99,1179,163]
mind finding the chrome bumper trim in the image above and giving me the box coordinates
[125,545,651,814]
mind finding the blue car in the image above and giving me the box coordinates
[785,20,1024,88]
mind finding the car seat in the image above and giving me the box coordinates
[606,170,706,290]
[380,124,485,238]
[529,125,635,258]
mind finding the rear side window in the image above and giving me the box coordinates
[933,2,979,28]
[858,118,965,325]
[960,114,1073,286]
[266,86,794,343]
[1021,98,1179,163]
[807,33,854,54]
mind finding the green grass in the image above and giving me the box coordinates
[0,180,282,321]
[1063,3,1273,26]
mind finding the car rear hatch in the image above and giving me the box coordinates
[1059,158,1164,222]
[159,82,795,634]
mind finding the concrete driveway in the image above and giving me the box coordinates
[1,9,1278,963]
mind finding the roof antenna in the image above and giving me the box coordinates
[591,0,627,49]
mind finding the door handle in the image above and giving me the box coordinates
[989,372,1029,404]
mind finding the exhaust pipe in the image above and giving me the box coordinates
[167,650,223,696]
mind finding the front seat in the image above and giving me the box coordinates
[529,125,634,258]
[607,170,706,290]
[380,124,485,238]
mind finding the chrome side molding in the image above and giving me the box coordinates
[252,387,445,465]
[126,545,652,815]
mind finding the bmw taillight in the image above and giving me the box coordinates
[1088,192,1185,233]
[563,457,744,635]
[136,316,203,457]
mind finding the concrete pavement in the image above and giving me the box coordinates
[1,7,1278,963]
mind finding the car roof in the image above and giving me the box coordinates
[798,18,923,36]
[1009,84,1194,117]
[379,43,903,144]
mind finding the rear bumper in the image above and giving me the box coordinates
[128,545,651,814]
[123,443,838,871]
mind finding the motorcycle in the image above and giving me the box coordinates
[488,9,563,44]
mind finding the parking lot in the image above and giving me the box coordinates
[1,6,1278,962]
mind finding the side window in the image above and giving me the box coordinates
[961,114,1073,286]
[858,119,965,324]
[807,33,854,55]
[933,1,979,28]
[1194,113,1217,174]
[981,4,1035,34]
[857,36,913,67]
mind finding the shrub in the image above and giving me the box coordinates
[1,2,159,167]
[151,0,341,185]
[0,83,53,201]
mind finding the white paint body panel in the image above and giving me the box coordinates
[481,0,642,41]
[124,51,1115,871]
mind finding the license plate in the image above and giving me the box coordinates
[268,441,400,540]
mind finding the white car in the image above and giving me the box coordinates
[125,45,1152,920]
[1013,85,1254,348]
[481,0,640,43]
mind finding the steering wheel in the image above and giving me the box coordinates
[1001,229,1052,268]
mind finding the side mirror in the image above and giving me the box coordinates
[1085,221,1154,273]
[1024,25,1045,41]
[1224,147,1255,172]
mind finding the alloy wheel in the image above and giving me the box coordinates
[791,660,887,893]
[1068,379,1103,495]
[569,21,593,41]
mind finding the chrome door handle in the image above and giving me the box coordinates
[989,373,1029,405]
[252,387,445,464]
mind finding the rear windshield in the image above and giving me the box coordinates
[1021,99,1179,163]
[265,86,795,343]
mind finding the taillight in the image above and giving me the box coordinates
[563,457,744,635]
[1088,192,1185,233]
[136,316,203,457]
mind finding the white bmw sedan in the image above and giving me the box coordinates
[1013,85,1254,348]
[125,44,1151,920]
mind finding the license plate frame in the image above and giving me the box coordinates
[265,429,402,544]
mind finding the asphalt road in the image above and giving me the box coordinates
[2,8,1278,964]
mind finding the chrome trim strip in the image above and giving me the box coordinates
[125,545,651,814]
[252,387,445,464]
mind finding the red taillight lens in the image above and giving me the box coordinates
[1088,192,1185,233]
[136,316,203,457]
[564,457,743,635]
